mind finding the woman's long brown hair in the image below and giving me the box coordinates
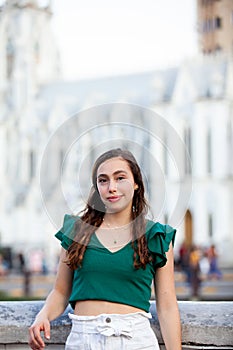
[64,148,152,270]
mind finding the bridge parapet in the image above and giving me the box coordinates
[0,301,232,349]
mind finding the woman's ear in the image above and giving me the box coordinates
[134,184,139,190]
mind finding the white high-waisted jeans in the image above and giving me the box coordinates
[65,312,160,350]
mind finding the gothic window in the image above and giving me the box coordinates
[59,149,64,172]
[6,38,14,79]
[34,41,40,62]
[29,150,35,180]
[5,130,10,174]
[208,213,213,238]
[215,44,222,52]
[202,18,216,33]
[203,20,208,33]
[215,17,222,29]
[207,18,213,32]
[207,129,212,174]
[227,119,233,175]
[201,0,211,6]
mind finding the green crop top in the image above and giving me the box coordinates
[55,214,176,312]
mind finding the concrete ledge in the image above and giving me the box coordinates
[0,301,232,349]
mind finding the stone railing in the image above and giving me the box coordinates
[0,301,232,349]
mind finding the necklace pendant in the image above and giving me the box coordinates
[114,240,117,244]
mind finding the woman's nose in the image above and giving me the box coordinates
[108,179,117,192]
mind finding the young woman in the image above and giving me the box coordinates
[29,148,182,350]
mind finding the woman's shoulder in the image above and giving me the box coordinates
[54,214,81,250]
[62,213,78,228]
[145,219,177,268]
[145,219,176,237]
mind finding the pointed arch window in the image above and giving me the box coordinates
[6,38,14,79]
[207,129,212,174]
[59,149,65,173]
[29,150,35,180]
[34,41,40,62]
[215,17,222,29]
[208,213,213,238]
[227,119,233,175]
[215,44,222,53]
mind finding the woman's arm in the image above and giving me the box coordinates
[154,243,182,350]
[28,248,73,349]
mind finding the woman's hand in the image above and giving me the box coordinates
[28,314,51,349]
[28,248,73,349]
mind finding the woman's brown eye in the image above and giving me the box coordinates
[98,178,108,184]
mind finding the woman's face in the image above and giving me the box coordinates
[96,157,138,214]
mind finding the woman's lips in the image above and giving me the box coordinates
[107,196,122,202]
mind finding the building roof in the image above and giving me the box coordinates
[37,68,178,121]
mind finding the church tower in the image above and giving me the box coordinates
[0,0,61,253]
[0,0,60,112]
[197,0,233,56]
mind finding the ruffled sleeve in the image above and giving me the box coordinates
[54,214,78,250]
[146,220,176,269]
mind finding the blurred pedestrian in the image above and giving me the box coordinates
[17,252,25,273]
[178,241,191,283]
[0,254,8,276]
[207,244,222,280]
[17,251,31,296]
[189,245,201,299]
[199,248,210,280]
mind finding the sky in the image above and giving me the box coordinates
[51,0,198,80]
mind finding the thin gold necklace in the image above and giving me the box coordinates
[102,218,132,244]
[102,218,131,230]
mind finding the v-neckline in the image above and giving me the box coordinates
[92,232,132,254]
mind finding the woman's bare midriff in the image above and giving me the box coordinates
[74,300,145,316]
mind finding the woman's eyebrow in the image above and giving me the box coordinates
[113,170,128,175]
[97,170,128,178]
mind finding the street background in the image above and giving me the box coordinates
[0,268,232,301]
[1,0,233,305]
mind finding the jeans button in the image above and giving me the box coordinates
[105,317,111,323]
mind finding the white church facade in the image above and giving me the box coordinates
[0,1,232,269]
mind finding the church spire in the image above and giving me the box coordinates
[3,1,52,11]
[0,0,59,112]
[5,1,38,7]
